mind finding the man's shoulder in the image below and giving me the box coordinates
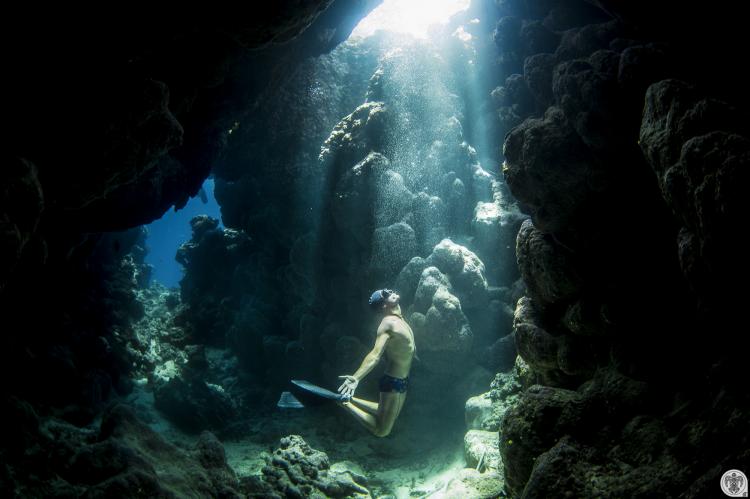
[381,316,410,334]
[378,316,399,331]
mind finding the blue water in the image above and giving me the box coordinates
[144,178,222,288]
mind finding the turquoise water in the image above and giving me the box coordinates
[144,178,222,287]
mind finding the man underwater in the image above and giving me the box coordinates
[336,288,416,437]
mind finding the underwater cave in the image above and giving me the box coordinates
[2,0,748,497]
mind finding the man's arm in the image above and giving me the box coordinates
[352,327,390,381]
[338,322,391,398]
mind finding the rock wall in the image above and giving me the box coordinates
[0,2,383,494]
[485,0,749,496]
[1,0,382,406]
[1,401,243,496]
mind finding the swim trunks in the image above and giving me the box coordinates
[379,374,409,393]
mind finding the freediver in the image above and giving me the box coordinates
[336,288,415,437]
[286,289,415,437]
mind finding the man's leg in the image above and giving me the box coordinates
[374,391,406,437]
[338,400,378,433]
[349,397,378,415]
[339,391,406,437]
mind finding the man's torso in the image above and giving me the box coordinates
[382,315,415,378]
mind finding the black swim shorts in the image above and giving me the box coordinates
[379,374,409,393]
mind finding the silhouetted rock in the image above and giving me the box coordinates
[503,107,598,233]
[640,79,749,312]
[153,375,238,434]
[0,157,44,291]
[515,220,583,306]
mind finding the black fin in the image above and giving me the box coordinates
[291,380,345,401]
[277,391,304,408]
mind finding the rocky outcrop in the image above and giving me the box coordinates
[321,103,389,176]
[515,220,582,307]
[428,239,490,309]
[442,468,505,499]
[6,2,383,236]
[175,216,256,347]
[465,430,502,472]
[243,435,370,498]
[408,267,473,375]
[462,359,530,498]
[471,183,527,285]
[76,405,241,497]
[503,106,600,234]
[330,151,404,245]
[0,0,384,446]
[0,228,152,427]
[493,0,749,496]
[639,79,749,312]
[497,364,749,498]
[393,238,522,376]
[0,158,44,292]
[501,367,648,496]
[0,402,242,497]
[153,375,238,435]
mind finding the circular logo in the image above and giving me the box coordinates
[721,469,748,497]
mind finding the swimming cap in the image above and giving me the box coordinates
[368,289,393,309]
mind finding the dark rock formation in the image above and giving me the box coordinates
[0,402,242,497]
[515,220,583,307]
[175,215,256,346]
[493,0,750,496]
[153,373,239,435]
[1,3,384,493]
[0,158,44,292]
[6,2,382,235]
[503,106,600,234]
[173,215,299,400]
[0,227,149,426]
[639,79,748,313]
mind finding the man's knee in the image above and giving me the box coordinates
[373,428,391,438]
[373,426,392,438]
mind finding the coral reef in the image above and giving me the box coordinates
[243,435,371,498]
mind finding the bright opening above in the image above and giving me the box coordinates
[350,0,471,39]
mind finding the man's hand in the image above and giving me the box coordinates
[337,375,359,401]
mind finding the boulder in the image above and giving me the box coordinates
[465,393,494,430]
[465,430,502,473]
[443,468,505,499]
[393,256,429,308]
[244,435,370,498]
[428,239,489,309]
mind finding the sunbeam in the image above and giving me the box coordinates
[350,0,470,39]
